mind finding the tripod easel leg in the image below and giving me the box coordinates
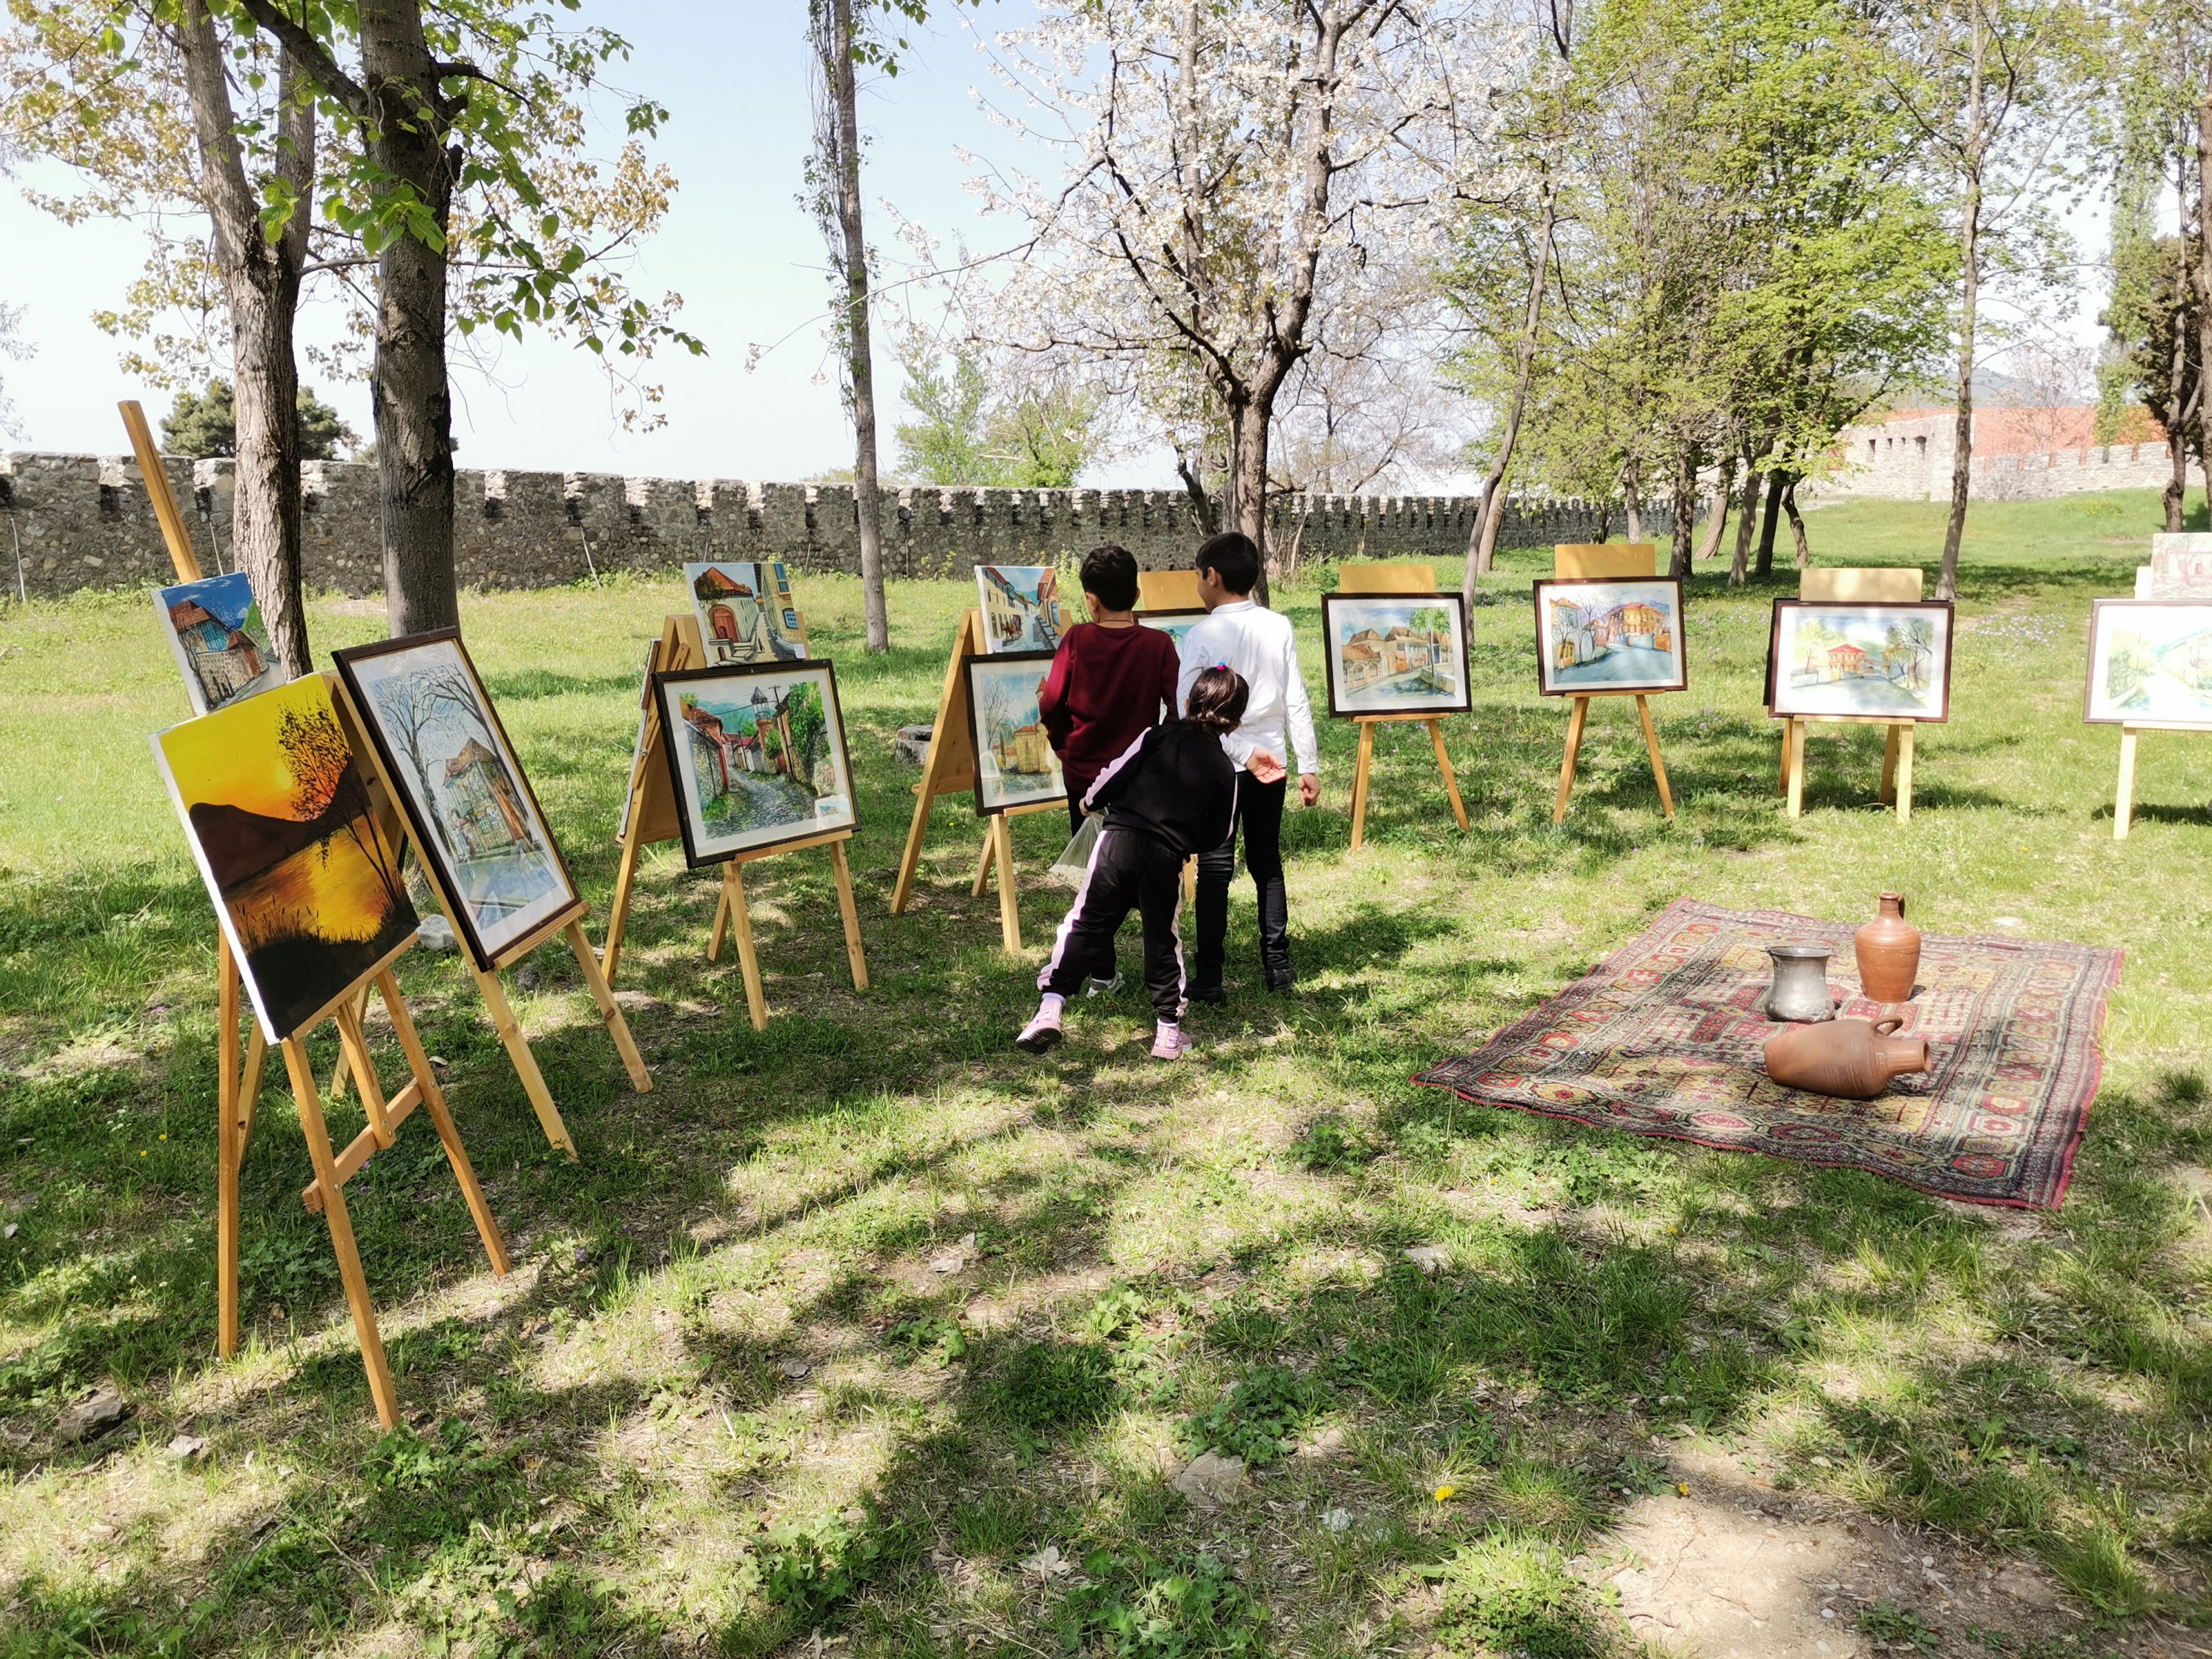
[992,815,1021,953]
[1894,724,1915,824]
[716,862,769,1030]
[1785,719,1808,818]
[829,840,871,991]
[2115,727,2140,840]
[1427,719,1470,831]
[1880,723,1901,803]
[1349,721,1377,849]
[325,984,372,1102]
[1779,716,1795,796]
[374,968,508,1276]
[279,1037,399,1431]
[1552,698,1591,824]
[971,827,996,897]
[566,919,651,1091]
[1635,696,1675,819]
[473,966,578,1159]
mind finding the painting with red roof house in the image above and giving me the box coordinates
[333,631,581,967]
[651,661,856,866]
[154,571,279,714]
[1768,601,1955,722]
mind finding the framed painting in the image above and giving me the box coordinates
[1532,578,1688,696]
[2148,535,2212,598]
[652,661,857,866]
[2083,599,2212,729]
[151,675,419,1042]
[155,570,281,715]
[1320,592,1471,718]
[963,649,1068,814]
[333,629,582,969]
[1768,601,1954,722]
[976,565,1064,652]
[687,561,807,666]
[1137,607,1208,654]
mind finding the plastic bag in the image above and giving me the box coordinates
[1048,813,1102,885]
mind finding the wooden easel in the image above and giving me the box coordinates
[231,940,508,1430]
[601,613,868,1029]
[1775,567,1925,824]
[890,607,1073,952]
[120,399,639,1174]
[1337,562,1470,849]
[1546,544,1677,824]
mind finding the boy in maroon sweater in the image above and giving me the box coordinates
[1037,543,1181,993]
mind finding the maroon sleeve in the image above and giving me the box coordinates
[1038,627,1080,752]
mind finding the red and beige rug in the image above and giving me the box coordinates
[1413,898,2122,1209]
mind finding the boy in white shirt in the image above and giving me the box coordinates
[1174,531,1319,998]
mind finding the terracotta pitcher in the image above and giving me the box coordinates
[1763,1016,1931,1099]
[1855,893,1921,1003]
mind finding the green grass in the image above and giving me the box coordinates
[1,488,2208,1655]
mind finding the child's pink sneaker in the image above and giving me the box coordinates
[1015,1013,1064,1055]
[1149,1025,1191,1061]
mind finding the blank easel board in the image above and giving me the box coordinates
[1338,562,1438,595]
[1137,569,1202,611]
[1555,543,1656,579]
[1800,567,1924,602]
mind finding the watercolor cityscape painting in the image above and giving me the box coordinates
[154,571,280,714]
[153,676,418,1041]
[2085,600,2212,728]
[1769,601,1953,721]
[964,651,1066,813]
[1138,608,1206,653]
[655,663,855,864]
[335,632,577,966]
[977,566,1063,652]
[687,562,806,666]
[1321,594,1470,717]
[1533,579,1688,696]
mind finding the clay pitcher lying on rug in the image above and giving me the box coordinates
[1855,893,1922,1003]
[1763,1016,1931,1099]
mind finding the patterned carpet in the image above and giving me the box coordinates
[1413,899,2122,1209]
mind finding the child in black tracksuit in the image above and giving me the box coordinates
[1016,667,1247,1061]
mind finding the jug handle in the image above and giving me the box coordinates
[1873,1015,1906,1036]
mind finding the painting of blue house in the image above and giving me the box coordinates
[154,571,279,714]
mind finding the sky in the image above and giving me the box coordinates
[0,1,1053,482]
[0,2,2115,488]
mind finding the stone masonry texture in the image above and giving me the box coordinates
[0,452,1666,599]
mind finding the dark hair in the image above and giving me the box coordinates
[1194,531,1260,596]
[1183,666,1249,736]
[1080,543,1139,613]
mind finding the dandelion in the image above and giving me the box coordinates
[158,1133,168,1141]
[1433,1484,1458,1502]
[1676,1482,1690,1496]
[140,1150,149,1157]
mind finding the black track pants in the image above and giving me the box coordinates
[1039,827,1186,1022]
[1194,771,1288,985]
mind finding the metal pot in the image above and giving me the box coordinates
[1764,943,1836,1023]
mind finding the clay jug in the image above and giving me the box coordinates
[1855,893,1922,1004]
[1763,1016,1930,1099]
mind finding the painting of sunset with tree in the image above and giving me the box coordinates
[153,677,418,1041]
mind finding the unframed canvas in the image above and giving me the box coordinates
[1532,578,1688,697]
[653,661,857,866]
[1768,601,1954,722]
[155,570,281,715]
[335,630,580,969]
[687,561,807,666]
[152,675,418,1041]
[2083,599,2212,729]
[977,566,1063,653]
[1321,593,1471,718]
[963,650,1067,814]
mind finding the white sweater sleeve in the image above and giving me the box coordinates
[1284,626,1319,774]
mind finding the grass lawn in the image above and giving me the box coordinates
[1,488,2209,1658]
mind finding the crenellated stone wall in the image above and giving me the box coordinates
[0,451,1669,599]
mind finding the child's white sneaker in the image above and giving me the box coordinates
[1085,972,1124,998]
[1149,1024,1190,1061]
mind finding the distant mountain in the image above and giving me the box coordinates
[188,799,346,888]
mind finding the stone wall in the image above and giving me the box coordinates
[1825,410,2205,502]
[0,451,1672,599]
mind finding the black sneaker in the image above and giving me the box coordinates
[1264,965,1297,993]
[1185,981,1227,1005]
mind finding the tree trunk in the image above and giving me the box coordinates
[1694,452,1736,565]
[2196,88,2212,529]
[1621,457,1644,542]
[360,0,459,635]
[1784,478,1811,569]
[1754,468,1785,575]
[175,4,315,676]
[1667,442,1698,579]
[1936,23,1986,605]
[1231,397,1272,606]
[1465,182,1558,589]
[1727,456,1761,588]
[826,0,888,653]
[1177,452,1221,538]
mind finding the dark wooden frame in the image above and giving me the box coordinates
[1768,599,1955,724]
[1319,591,1474,720]
[1530,577,1689,698]
[960,649,1068,816]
